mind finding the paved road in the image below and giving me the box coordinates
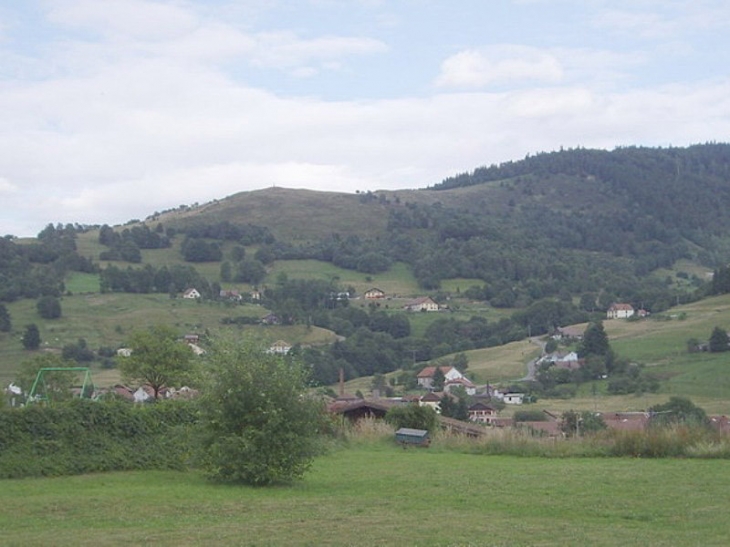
[520,337,546,381]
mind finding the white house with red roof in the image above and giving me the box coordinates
[417,365,464,389]
[607,303,634,319]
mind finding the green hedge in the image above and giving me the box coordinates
[0,399,198,478]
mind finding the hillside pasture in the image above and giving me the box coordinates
[0,293,335,387]
[458,339,538,384]
[1,445,729,546]
[266,260,421,297]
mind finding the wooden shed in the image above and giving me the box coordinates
[395,428,430,447]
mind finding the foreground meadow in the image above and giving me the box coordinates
[2,442,729,546]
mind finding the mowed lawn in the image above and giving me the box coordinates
[1,444,729,546]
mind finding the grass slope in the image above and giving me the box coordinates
[414,294,730,415]
[0,293,336,387]
[160,187,392,242]
[1,444,729,546]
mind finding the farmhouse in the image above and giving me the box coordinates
[182,287,201,299]
[364,288,386,299]
[552,326,584,341]
[443,377,477,395]
[328,398,395,421]
[503,393,525,405]
[417,365,464,389]
[267,340,292,355]
[261,313,280,325]
[418,391,441,411]
[404,296,439,312]
[467,402,497,424]
[219,289,242,301]
[607,303,634,319]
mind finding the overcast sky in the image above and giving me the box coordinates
[1,0,730,236]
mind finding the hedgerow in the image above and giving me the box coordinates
[0,399,198,478]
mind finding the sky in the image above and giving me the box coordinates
[1,0,730,237]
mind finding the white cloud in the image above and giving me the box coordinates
[1,1,730,237]
[435,46,563,89]
[594,9,677,39]
[47,0,199,40]
[248,32,387,70]
[0,177,17,193]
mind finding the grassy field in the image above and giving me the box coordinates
[0,293,336,387]
[267,260,422,297]
[1,443,729,546]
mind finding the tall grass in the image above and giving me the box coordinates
[339,419,730,459]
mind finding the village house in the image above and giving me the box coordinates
[552,326,584,341]
[443,377,477,396]
[182,287,201,299]
[267,340,292,355]
[544,351,579,364]
[261,313,280,325]
[418,391,441,412]
[219,289,242,301]
[467,401,498,424]
[416,365,464,389]
[364,288,386,299]
[607,302,634,319]
[503,392,525,405]
[404,296,439,312]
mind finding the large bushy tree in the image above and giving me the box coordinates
[36,296,62,319]
[198,338,324,486]
[560,410,606,437]
[385,404,439,433]
[649,397,709,427]
[119,325,195,400]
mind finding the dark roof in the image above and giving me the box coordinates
[468,402,496,412]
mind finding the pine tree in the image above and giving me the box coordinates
[579,322,610,357]
[22,324,41,350]
[0,303,10,332]
[709,326,729,353]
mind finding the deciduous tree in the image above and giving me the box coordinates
[119,325,195,399]
[385,404,438,433]
[198,338,324,485]
[36,296,62,319]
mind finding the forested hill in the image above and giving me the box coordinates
[433,143,730,235]
[6,143,730,315]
